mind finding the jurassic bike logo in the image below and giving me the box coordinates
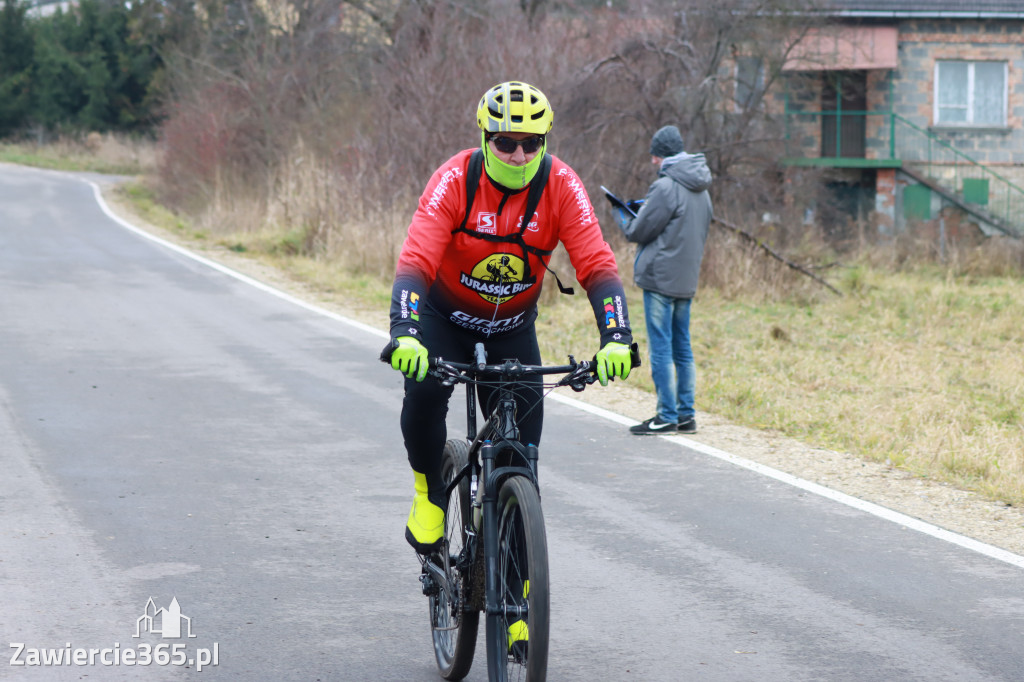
[459,253,536,304]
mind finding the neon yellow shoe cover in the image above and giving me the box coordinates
[405,471,444,553]
[507,619,529,648]
[508,580,529,655]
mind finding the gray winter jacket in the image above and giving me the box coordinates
[620,152,713,299]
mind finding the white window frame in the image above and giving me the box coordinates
[933,60,1007,127]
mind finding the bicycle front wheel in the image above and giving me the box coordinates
[430,438,479,680]
[491,475,549,682]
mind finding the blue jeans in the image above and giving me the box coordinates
[643,290,695,423]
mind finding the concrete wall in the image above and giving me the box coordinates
[893,19,1024,165]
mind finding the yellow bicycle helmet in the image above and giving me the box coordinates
[476,81,553,190]
[476,81,553,135]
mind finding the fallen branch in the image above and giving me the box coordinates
[712,216,843,296]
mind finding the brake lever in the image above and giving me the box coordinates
[559,360,597,392]
[429,361,460,387]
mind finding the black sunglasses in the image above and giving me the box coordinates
[488,134,545,155]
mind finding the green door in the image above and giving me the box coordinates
[962,178,989,205]
[904,184,931,220]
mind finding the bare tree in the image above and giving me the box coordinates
[555,1,824,228]
[154,0,839,281]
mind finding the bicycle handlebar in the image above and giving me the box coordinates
[429,355,597,391]
[379,340,641,393]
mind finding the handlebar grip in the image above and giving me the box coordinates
[382,340,445,373]
[379,338,399,363]
[589,342,643,371]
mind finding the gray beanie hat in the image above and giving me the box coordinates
[649,125,684,157]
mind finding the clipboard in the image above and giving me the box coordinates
[600,185,637,218]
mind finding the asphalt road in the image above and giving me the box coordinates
[2,163,1023,681]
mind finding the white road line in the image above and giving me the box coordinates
[550,392,1024,570]
[86,179,389,341]
[86,177,1024,571]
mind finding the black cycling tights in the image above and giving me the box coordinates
[401,311,543,495]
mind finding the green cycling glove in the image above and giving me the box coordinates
[595,341,632,387]
[391,336,429,382]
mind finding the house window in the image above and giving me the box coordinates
[735,56,765,110]
[935,61,1006,126]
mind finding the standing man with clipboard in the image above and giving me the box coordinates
[608,125,713,435]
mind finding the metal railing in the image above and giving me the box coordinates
[784,109,1024,236]
[893,115,1024,235]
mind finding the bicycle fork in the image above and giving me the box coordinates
[479,441,510,680]
[479,440,539,680]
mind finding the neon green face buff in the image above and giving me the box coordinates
[481,133,547,191]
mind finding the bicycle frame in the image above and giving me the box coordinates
[427,342,597,680]
[381,337,637,681]
[415,356,547,634]
[452,352,544,678]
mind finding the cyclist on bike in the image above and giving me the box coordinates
[386,81,634,555]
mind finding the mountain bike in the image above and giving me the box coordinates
[383,340,638,682]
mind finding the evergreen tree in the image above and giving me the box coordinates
[0,0,170,137]
[0,0,34,135]
[30,16,86,131]
[80,40,111,129]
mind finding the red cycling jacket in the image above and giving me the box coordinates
[389,148,631,347]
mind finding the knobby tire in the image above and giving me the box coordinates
[432,439,479,680]
[491,476,549,682]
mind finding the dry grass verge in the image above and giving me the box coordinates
[116,176,1024,508]
[0,133,157,176]
[91,179,1024,557]
[4,136,1021,509]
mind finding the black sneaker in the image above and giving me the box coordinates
[678,417,697,434]
[629,416,676,435]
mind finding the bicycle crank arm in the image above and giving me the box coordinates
[420,558,453,598]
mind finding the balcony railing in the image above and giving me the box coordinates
[783,109,1024,236]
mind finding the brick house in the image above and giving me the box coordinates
[777,0,1024,240]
